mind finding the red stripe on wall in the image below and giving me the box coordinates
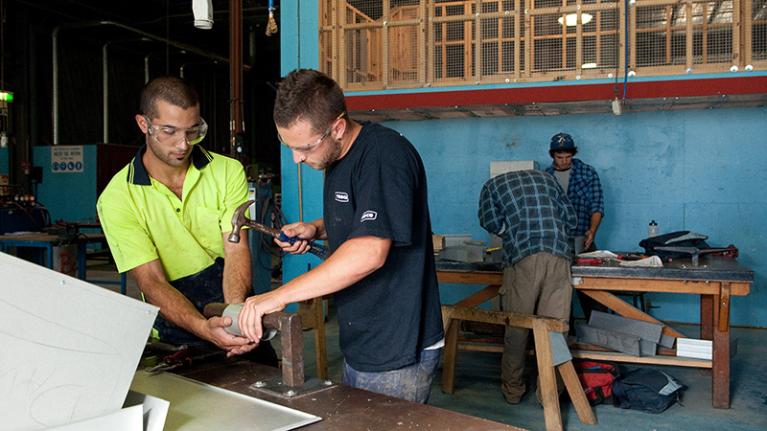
[345,77,767,111]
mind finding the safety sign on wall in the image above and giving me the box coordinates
[51,145,84,173]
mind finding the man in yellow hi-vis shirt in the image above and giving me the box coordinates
[97,76,275,363]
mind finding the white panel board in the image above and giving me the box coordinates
[0,252,158,430]
[131,371,322,430]
[490,160,539,178]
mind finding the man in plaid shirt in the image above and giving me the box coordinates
[545,132,607,323]
[544,132,604,254]
[478,169,576,404]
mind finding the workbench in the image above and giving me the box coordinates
[436,255,753,409]
[136,359,525,430]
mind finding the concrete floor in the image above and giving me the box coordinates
[91,265,767,431]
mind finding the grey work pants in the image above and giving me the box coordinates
[500,252,572,401]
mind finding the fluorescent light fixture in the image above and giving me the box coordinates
[558,13,593,27]
[581,63,597,69]
[0,91,13,103]
[192,0,214,30]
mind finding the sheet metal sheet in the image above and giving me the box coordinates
[0,252,158,430]
[131,371,321,431]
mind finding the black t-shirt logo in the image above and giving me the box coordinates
[360,210,377,222]
[334,191,349,203]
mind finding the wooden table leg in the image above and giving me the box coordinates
[532,319,563,431]
[441,318,460,394]
[712,284,731,408]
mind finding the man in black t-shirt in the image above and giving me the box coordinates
[238,69,444,403]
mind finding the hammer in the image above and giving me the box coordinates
[229,200,328,259]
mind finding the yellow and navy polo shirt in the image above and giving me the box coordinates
[97,145,248,281]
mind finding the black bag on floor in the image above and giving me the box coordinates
[612,368,685,413]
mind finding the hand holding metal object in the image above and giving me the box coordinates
[202,302,277,340]
[204,302,306,388]
[229,199,328,259]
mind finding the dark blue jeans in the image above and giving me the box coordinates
[342,347,442,403]
[156,258,277,366]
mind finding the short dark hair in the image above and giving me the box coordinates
[273,69,347,133]
[549,148,578,158]
[140,76,199,118]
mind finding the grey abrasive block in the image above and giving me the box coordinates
[589,310,669,347]
[576,324,642,356]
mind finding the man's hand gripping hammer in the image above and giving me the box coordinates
[229,200,328,259]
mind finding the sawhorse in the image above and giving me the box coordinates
[442,304,596,431]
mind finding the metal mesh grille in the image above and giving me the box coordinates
[388,0,422,85]
[433,1,476,82]
[753,0,767,61]
[319,0,335,76]
[343,2,383,87]
[479,1,522,77]
[533,13,566,71]
[530,1,620,74]
[589,7,620,71]
[636,5,672,67]
[344,27,383,85]
[691,1,734,65]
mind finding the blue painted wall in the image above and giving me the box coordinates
[280,2,766,327]
[385,109,767,327]
[279,1,326,289]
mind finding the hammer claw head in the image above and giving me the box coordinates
[229,199,257,243]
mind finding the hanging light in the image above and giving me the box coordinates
[192,0,214,30]
[558,13,593,27]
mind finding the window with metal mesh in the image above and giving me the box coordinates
[319,0,335,77]
[753,0,767,61]
[684,1,734,66]
[433,1,476,82]
[389,0,422,86]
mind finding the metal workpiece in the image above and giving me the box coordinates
[178,361,523,430]
[229,200,329,259]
